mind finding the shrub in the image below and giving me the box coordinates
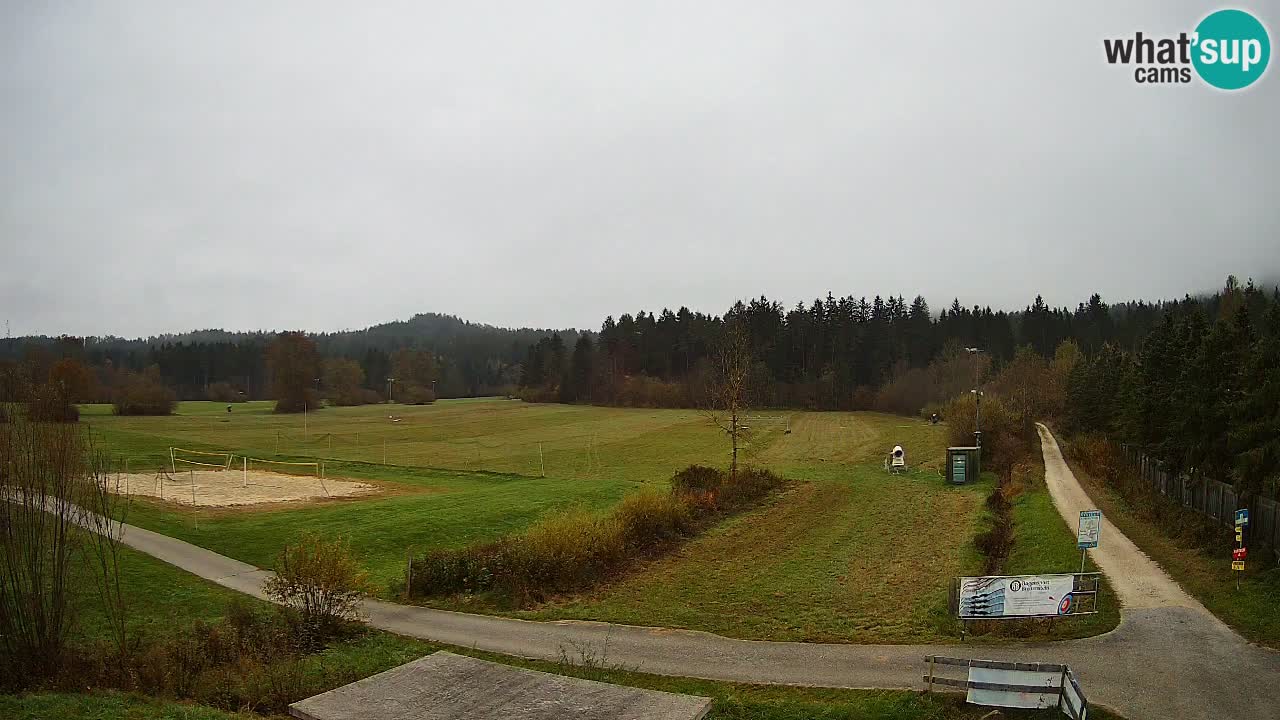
[27,383,79,422]
[396,383,435,405]
[517,385,559,403]
[331,387,381,406]
[409,465,785,603]
[616,375,687,408]
[112,369,176,416]
[612,489,695,551]
[671,464,722,494]
[721,466,785,508]
[263,533,371,644]
[57,597,326,714]
[941,392,1025,474]
[205,382,246,403]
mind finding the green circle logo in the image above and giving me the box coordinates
[1192,9,1271,90]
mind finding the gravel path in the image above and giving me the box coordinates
[1035,424,1198,610]
[85,428,1279,719]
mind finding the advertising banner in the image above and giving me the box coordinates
[958,574,1077,619]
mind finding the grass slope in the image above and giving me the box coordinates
[81,400,1113,644]
[32,549,1120,720]
[525,466,988,643]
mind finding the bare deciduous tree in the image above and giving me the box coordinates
[703,319,752,482]
[0,398,131,687]
[0,411,84,684]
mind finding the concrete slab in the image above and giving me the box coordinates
[289,651,712,720]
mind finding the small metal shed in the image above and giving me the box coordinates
[946,446,981,485]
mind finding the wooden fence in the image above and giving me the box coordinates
[1120,445,1280,562]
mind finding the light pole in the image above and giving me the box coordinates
[386,377,395,403]
[966,347,984,447]
[431,379,437,398]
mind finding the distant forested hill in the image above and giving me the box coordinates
[0,313,581,400]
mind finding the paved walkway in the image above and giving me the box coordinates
[93,428,1278,720]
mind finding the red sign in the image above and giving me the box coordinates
[1233,547,1248,560]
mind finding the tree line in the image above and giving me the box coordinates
[1065,276,1280,499]
[0,313,581,407]
[517,284,1269,412]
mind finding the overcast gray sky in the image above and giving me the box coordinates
[2,1,1277,337]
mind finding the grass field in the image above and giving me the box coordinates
[25,547,1120,720]
[80,399,1113,643]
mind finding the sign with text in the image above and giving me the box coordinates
[1235,508,1249,526]
[1077,510,1102,549]
[958,575,1077,619]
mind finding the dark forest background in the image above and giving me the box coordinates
[3,275,1277,498]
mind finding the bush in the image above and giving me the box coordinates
[410,465,785,603]
[396,383,435,405]
[671,464,722,494]
[1063,434,1227,548]
[721,466,785,508]
[273,388,320,414]
[613,489,696,550]
[54,598,337,715]
[112,369,176,416]
[941,392,1026,474]
[263,533,371,644]
[27,383,79,422]
[331,387,381,406]
[615,375,687,408]
[205,382,246,403]
[517,385,559,403]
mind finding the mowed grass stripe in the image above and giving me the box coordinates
[523,466,987,643]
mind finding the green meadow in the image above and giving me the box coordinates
[82,398,1112,643]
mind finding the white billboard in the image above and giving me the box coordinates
[958,574,1077,619]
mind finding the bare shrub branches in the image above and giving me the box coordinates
[263,533,371,644]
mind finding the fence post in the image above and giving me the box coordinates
[405,546,414,601]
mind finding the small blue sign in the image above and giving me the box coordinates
[1235,508,1250,526]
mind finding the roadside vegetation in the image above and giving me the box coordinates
[407,465,784,603]
[63,397,1108,644]
[1061,434,1280,648]
[6,545,1120,720]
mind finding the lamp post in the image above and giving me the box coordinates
[386,377,395,403]
[966,347,984,447]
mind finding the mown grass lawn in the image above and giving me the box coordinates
[524,465,989,643]
[79,400,1115,644]
[81,399,762,484]
[27,548,1121,720]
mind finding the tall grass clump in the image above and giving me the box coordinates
[409,465,784,603]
